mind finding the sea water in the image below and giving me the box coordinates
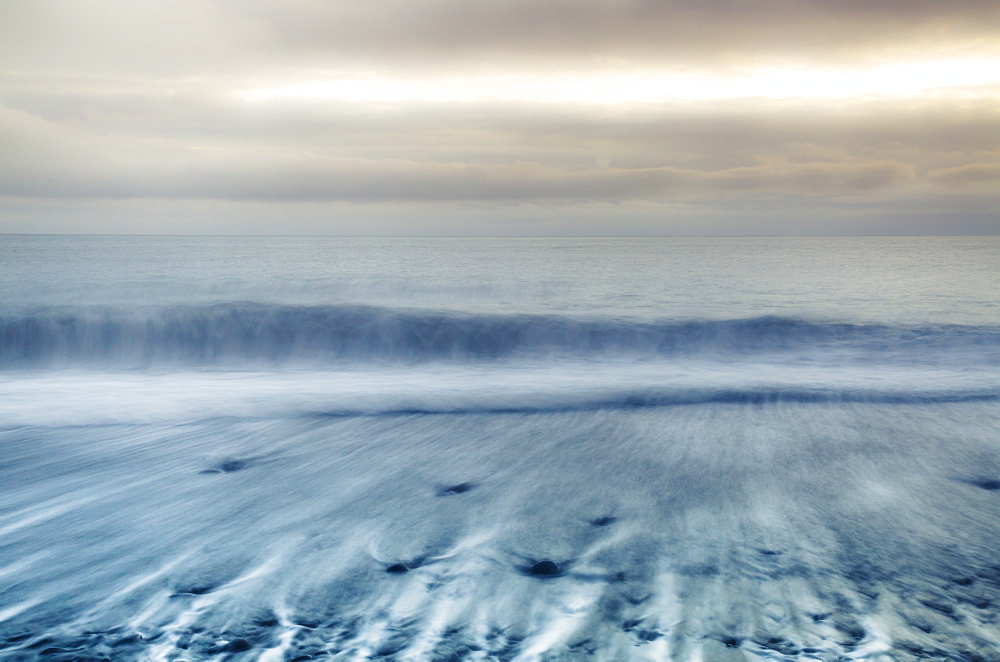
[0,235,998,661]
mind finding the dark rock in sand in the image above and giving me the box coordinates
[172,586,214,597]
[111,634,144,647]
[386,563,410,574]
[199,459,249,475]
[757,636,799,656]
[834,620,866,645]
[294,619,320,629]
[26,637,54,650]
[528,560,562,577]
[224,638,252,653]
[970,478,1000,491]
[720,635,744,648]
[437,482,475,496]
[207,637,253,655]
[961,595,991,609]
[920,598,957,617]
[590,516,617,527]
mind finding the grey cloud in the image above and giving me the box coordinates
[2,0,998,79]
[6,81,998,163]
[245,0,1000,71]
[0,91,985,205]
[174,159,916,202]
[926,163,1000,189]
[1,0,997,233]
[0,105,920,203]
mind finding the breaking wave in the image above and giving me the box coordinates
[2,303,999,368]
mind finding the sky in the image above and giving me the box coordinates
[1,0,999,235]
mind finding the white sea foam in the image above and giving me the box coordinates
[1,358,998,428]
[1,237,998,660]
[0,403,997,659]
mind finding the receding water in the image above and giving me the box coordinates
[1,235,998,661]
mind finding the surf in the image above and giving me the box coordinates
[3,304,999,369]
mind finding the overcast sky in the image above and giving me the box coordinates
[2,0,999,235]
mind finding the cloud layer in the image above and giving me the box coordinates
[1,0,998,233]
[6,0,999,74]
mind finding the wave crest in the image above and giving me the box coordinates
[2,303,997,368]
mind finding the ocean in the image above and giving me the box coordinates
[1,235,998,661]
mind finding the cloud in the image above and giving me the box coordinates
[1,91,989,207]
[0,0,997,233]
[3,0,998,80]
[247,0,1000,71]
[164,159,914,203]
[0,101,920,203]
[926,163,1000,189]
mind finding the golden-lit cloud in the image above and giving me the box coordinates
[0,0,998,233]
[242,58,999,104]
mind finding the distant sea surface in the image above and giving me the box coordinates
[1,235,999,661]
